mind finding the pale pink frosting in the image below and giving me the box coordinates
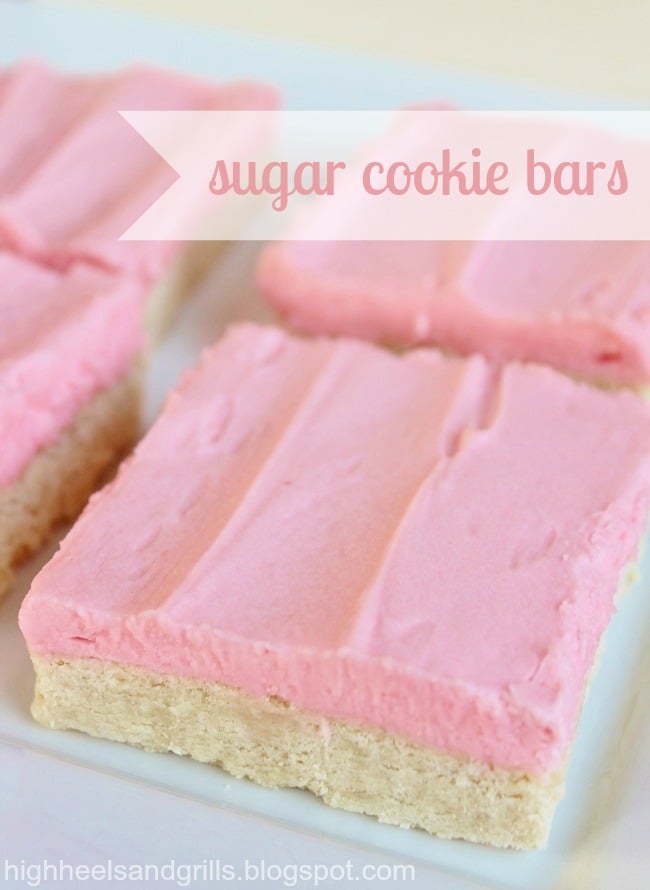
[0,252,145,488]
[19,324,650,773]
[258,240,650,386]
[0,60,278,280]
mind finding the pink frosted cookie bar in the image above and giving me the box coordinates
[0,252,146,597]
[19,324,650,847]
[258,240,650,387]
[0,59,277,281]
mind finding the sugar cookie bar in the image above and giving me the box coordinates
[0,253,145,597]
[19,324,650,847]
[258,240,650,388]
[0,60,278,336]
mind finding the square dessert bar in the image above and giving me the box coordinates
[0,252,145,597]
[19,324,650,848]
[0,60,278,335]
[258,240,650,389]
[0,58,278,277]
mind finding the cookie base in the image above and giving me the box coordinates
[0,370,141,598]
[29,655,563,849]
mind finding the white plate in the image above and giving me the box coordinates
[1,4,649,888]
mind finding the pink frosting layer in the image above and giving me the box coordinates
[19,324,650,773]
[0,60,278,280]
[0,252,145,488]
[258,240,650,386]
